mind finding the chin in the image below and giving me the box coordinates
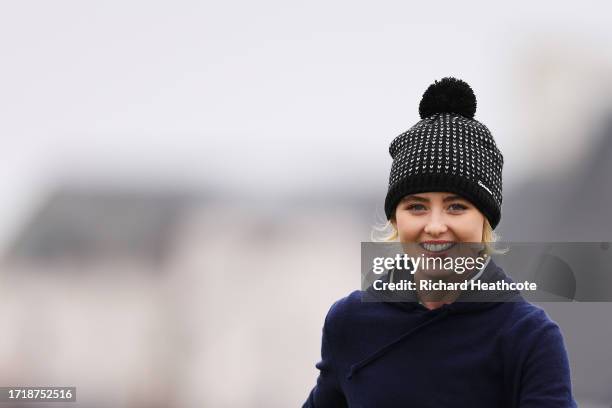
[418,267,456,280]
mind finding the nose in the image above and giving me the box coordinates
[423,211,448,237]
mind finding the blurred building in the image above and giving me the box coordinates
[0,186,369,407]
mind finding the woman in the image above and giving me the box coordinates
[303,78,577,407]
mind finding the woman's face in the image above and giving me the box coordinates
[393,192,485,279]
[393,191,484,245]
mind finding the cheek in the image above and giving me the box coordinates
[449,213,484,241]
[395,213,423,239]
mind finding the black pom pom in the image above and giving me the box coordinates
[418,77,477,119]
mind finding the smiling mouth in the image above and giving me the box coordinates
[419,242,456,253]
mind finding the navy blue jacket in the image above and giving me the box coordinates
[303,259,577,407]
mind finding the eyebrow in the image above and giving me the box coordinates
[401,194,466,203]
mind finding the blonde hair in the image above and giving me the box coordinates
[371,214,508,255]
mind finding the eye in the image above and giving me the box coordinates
[448,203,468,212]
[406,204,427,211]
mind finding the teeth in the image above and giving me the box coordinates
[420,242,455,252]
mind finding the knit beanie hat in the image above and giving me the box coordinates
[384,77,504,229]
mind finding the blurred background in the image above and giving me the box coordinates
[1,0,611,406]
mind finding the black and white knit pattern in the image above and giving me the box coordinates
[385,112,504,228]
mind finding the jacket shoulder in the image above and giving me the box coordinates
[504,300,560,330]
[325,290,363,326]
[498,299,566,354]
